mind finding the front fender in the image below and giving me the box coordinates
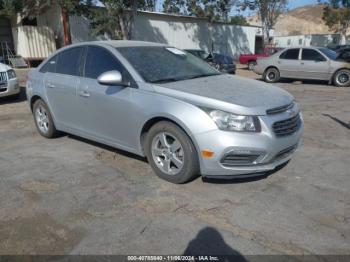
[134,89,218,155]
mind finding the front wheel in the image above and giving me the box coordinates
[334,69,350,87]
[32,99,59,138]
[263,67,280,83]
[145,121,199,184]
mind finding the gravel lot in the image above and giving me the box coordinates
[0,68,349,256]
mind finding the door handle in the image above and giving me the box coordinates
[79,90,90,98]
[47,83,55,88]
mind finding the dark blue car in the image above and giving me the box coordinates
[185,49,236,74]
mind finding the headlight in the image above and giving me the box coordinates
[7,70,16,79]
[208,110,260,132]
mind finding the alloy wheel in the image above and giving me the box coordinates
[337,72,350,85]
[35,105,50,134]
[151,132,184,175]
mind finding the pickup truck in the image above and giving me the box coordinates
[239,47,281,70]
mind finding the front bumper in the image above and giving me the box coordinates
[253,63,265,75]
[0,78,20,98]
[193,110,303,177]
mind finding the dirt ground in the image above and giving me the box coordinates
[0,68,349,256]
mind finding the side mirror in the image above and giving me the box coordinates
[97,70,130,87]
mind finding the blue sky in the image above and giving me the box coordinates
[287,0,319,10]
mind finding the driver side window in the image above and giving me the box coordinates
[302,49,326,61]
[84,46,133,84]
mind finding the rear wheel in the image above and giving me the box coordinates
[248,61,256,71]
[33,99,59,138]
[334,69,350,87]
[145,121,199,184]
[263,67,280,83]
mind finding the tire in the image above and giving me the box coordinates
[333,69,350,87]
[248,61,256,71]
[32,99,59,138]
[263,67,280,83]
[145,121,200,184]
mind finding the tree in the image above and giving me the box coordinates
[320,0,350,44]
[163,0,185,14]
[163,0,237,22]
[89,0,157,40]
[230,14,249,25]
[240,0,287,46]
[0,0,94,45]
[0,0,23,17]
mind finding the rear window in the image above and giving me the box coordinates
[280,49,299,60]
[56,47,84,76]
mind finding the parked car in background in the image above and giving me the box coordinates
[185,49,236,74]
[0,63,20,99]
[327,44,350,51]
[254,47,350,87]
[336,47,350,63]
[27,41,303,184]
[239,47,281,70]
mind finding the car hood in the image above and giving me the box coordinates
[152,74,294,115]
[0,63,11,71]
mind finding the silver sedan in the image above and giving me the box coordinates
[26,41,303,183]
[254,47,350,87]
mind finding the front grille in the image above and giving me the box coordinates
[267,102,294,115]
[0,87,7,93]
[221,153,261,167]
[273,114,301,137]
[0,72,7,87]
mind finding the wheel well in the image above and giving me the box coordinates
[264,66,279,74]
[248,60,256,64]
[331,68,350,81]
[30,95,42,111]
[140,117,192,154]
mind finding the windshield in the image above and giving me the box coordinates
[318,47,338,60]
[117,46,220,83]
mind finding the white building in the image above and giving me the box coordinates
[70,10,267,59]
[274,34,341,48]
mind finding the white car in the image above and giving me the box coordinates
[0,63,20,98]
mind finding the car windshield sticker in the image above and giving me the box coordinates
[166,47,186,56]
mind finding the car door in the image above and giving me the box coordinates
[76,45,137,148]
[299,48,330,80]
[277,48,301,78]
[44,47,84,130]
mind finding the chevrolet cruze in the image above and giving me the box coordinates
[26,41,303,184]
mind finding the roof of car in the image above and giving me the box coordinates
[97,40,168,48]
[185,49,204,51]
[63,40,168,50]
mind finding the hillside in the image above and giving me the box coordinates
[247,4,333,36]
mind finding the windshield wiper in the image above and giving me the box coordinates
[149,77,181,84]
[184,73,221,80]
[150,73,220,84]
